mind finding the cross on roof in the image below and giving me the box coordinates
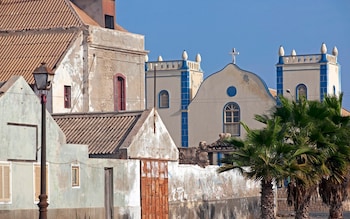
[229,48,239,64]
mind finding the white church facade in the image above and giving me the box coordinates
[145,43,342,148]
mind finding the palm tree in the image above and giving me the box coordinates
[218,116,313,219]
[317,94,350,219]
[274,95,350,219]
[272,96,327,219]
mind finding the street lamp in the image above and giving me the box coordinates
[33,62,54,219]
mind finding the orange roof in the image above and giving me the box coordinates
[0,31,77,83]
[269,88,277,98]
[69,2,100,27]
[0,0,82,31]
[342,108,350,117]
[0,0,127,83]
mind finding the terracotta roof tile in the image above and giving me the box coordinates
[69,2,100,27]
[0,30,77,83]
[53,111,143,155]
[0,0,82,31]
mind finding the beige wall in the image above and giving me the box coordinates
[283,64,321,101]
[188,64,276,146]
[145,60,203,147]
[88,26,146,112]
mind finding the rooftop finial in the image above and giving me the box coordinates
[182,50,188,60]
[196,53,201,63]
[332,46,338,56]
[229,48,239,64]
[291,49,296,56]
[321,42,327,54]
[157,56,163,62]
[279,45,285,56]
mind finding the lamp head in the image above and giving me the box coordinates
[33,63,54,90]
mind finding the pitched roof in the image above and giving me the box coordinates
[0,0,126,84]
[0,30,77,83]
[53,111,144,155]
[0,0,83,83]
[69,2,100,27]
[0,0,82,31]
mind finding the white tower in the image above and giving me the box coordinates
[276,43,340,101]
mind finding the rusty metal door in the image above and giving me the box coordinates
[141,160,168,219]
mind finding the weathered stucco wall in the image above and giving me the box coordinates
[88,26,146,112]
[52,32,85,113]
[168,163,261,219]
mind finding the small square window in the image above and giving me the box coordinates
[72,166,80,187]
[105,15,114,29]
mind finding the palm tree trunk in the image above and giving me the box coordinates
[261,179,276,219]
[288,182,316,219]
[319,177,349,219]
[329,202,343,219]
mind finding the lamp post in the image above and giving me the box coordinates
[33,63,54,219]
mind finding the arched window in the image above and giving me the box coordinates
[159,90,169,108]
[296,84,307,100]
[113,74,126,111]
[223,102,240,136]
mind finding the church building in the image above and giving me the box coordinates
[145,43,343,148]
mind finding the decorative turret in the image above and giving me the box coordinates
[196,53,201,63]
[279,46,285,56]
[332,46,338,56]
[321,42,327,54]
[291,49,296,56]
[158,56,163,62]
[144,54,149,71]
[320,43,327,62]
[182,50,188,60]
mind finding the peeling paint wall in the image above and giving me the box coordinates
[52,25,147,114]
[168,163,261,218]
[52,32,85,113]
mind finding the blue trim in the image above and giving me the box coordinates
[181,112,188,147]
[320,54,328,63]
[181,70,190,147]
[276,66,283,105]
[181,60,189,70]
[217,153,222,166]
[278,56,284,64]
[226,86,237,97]
[320,64,328,101]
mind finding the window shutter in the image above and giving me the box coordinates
[34,165,48,202]
[0,165,11,202]
[35,165,41,202]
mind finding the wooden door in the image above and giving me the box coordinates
[105,168,114,219]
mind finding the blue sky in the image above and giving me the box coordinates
[117,1,350,109]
